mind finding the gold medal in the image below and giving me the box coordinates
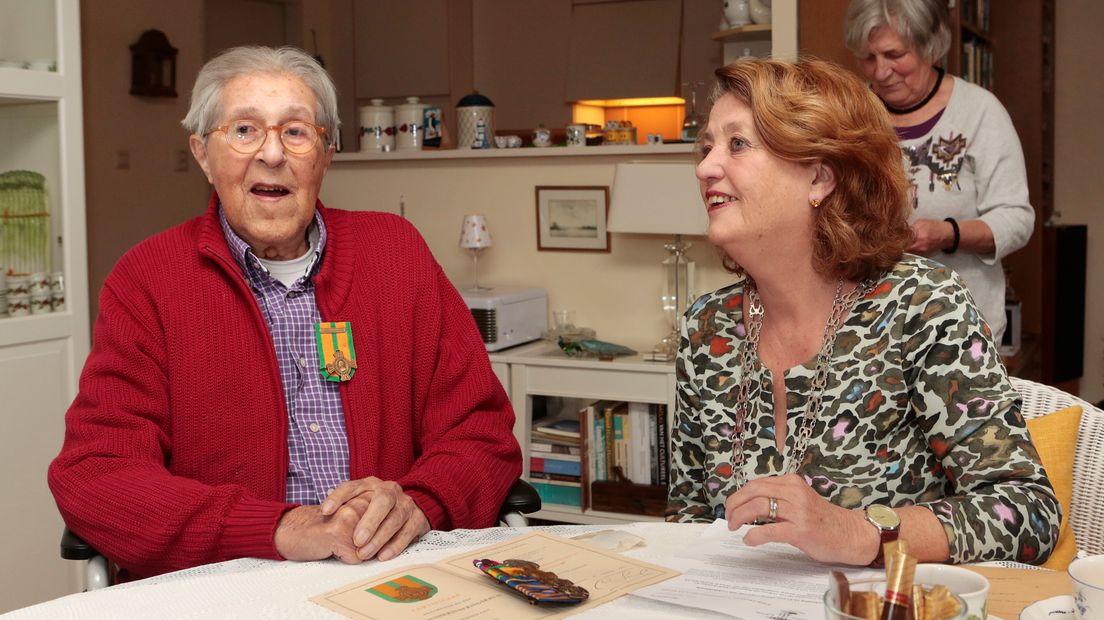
[315,322,357,382]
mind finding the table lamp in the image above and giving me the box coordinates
[608,162,708,361]
[459,213,493,291]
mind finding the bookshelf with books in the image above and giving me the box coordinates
[948,0,994,90]
[494,341,676,525]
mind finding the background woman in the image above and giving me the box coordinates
[844,0,1034,344]
[666,57,1059,567]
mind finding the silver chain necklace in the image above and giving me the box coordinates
[730,276,876,490]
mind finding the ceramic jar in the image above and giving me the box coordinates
[456,92,495,149]
[395,96,427,151]
[358,99,394,152]
[750,0,772,25]
[724,0,750,27]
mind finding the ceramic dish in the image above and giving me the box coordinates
[1019,594,1075,620]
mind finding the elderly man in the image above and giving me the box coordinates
[49,46,521,580]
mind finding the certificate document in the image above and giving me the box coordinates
[311,531,680,620]
[629,520,872,619]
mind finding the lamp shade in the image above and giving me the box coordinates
[607,162,707,235]
[459,214,492,249]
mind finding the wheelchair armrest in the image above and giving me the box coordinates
[500,479,541,516]
[61,526,101,561]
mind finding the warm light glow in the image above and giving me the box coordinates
[575,97,686,107]
[571,101,687,144]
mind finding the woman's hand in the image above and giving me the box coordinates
[724,474,879,565]
[906,219,953,255]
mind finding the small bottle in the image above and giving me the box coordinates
[681,82,705,142]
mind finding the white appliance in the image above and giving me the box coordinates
[460,287,547,351]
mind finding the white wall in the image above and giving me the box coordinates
[1055,0,1104,403]
[321,154,736,352]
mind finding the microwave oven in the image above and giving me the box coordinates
[460,287,547,351]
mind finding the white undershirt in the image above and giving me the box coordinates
[256,223,320,288]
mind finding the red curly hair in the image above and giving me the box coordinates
[708,57,912,283]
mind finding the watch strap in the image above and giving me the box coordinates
[870,526,900,568]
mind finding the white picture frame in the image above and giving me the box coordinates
[535,186,610,252]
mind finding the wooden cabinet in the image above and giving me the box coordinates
[491,342,675,525]
[352,0,451,99]
[0,0,89,610]
[564,0,683,101]
[471,0,573,132]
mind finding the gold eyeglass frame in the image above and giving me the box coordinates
[206,120,328,155]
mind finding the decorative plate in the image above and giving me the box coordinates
[1019,595,1075,620]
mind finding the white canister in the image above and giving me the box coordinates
[29,272,50,295]
[6,275,30,297]
[456,92,495,149]
[7,297,30,317]
[358,99,394,152]
[395,97,427,151]
[49,271,64,294]
[30,293,52,315]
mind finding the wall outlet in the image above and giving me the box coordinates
[174,149,189,172]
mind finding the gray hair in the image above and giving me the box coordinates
[181,46,340,148]
[844,0,951,64]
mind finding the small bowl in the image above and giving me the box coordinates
[824,577,967,620]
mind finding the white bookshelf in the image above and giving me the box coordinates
[491,341,675,525]
[0,0,89,611]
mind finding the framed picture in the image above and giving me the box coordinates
[535,186,611,252]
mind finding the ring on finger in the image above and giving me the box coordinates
[766,496,779,523]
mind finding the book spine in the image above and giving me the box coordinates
[613,411,626,480]
[530,442,580,456]
[656,403,669,487]
[603,406,615,481]
[530,457,581,477]
[578,402,590,511]
[593,408,607,481]
[530,480,582,507]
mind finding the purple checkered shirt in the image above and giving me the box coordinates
[220,208,350,505]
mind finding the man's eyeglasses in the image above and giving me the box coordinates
[206,120,327,155]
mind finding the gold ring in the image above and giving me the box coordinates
[767,496,779,523]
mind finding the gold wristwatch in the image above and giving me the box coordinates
[864,504,901,568]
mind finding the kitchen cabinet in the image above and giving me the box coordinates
[0,0,90,610]
[491,342,675,525]
[471,0,573,132]
[564,0,683,101]
[352,0,451,99]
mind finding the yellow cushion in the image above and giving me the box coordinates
[1025,404,1082,570]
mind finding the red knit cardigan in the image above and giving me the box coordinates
[48,197,521,579]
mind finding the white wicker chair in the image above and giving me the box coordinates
[1011,376,1104,558]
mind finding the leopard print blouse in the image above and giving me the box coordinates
[667,255,1060,565]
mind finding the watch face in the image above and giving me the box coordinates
[866,504,901,529]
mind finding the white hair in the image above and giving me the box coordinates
[844,0,951,64]
[181,46,339,148]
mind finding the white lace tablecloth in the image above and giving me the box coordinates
[5,523,726,620]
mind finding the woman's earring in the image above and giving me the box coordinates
[810,198,822,208]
